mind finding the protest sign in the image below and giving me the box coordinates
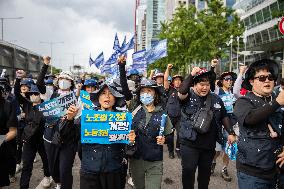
[80,90,95,110]
[37,92,77,124]
[81,110,132,144]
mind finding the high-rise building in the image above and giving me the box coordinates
[145,0,166,50]
[233,0,284,67]
[166,0,189,20]
[136,0,147,51]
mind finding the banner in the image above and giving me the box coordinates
[144,39,167,65]
[113,33,120,51]
[37,92,77,124]
[120,36,134,54]
[104,50,120,66]
[132,49,147,73]
[80,90,95,110]
[93,52,104,68]
[81,110,132,144]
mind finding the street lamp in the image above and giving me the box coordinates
[40,41,64,74]
[0,17,24,40]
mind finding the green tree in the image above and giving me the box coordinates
[152,0,244,74]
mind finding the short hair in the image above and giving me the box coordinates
[193,75,210,85]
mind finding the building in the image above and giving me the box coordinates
[145,0,166,50]
[233,0,284,69]
[0,40,43,81]
[166,0,188,20]
[136,0,147,51]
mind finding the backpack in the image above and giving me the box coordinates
[191,94,213,134]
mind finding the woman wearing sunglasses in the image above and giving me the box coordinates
[233,59,284,189]
[212,68,238,182]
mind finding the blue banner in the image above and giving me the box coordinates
[93,52,104,68]
[104,50,119,66]
[89,55,95,67]
[113,33,120,51]
[132,49,147,73]
[80,90,95,110]
[144,39,167,65]
[120,36,134,54]
[81,110,132,144]
[37,92,77,124]
[120,36,127,49]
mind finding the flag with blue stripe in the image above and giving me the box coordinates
[132,49,147,73]
[104,50,119,66]
[113,33,120,51]
[93,52,104,68]
[120,36,134,54]
[89,55,95,67]
[144,39,167,65]
[120,36,127,49]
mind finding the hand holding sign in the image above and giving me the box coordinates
[157,136,165,145]
[128,130,136,143]
[66,105,79,120]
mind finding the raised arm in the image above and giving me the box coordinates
[178,67,201,100]
[36,56,50,94]
[233,65,247,98]
[118,55,133,101]
[164,64,172,91]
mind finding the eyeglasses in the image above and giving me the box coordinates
[254,74,275,82]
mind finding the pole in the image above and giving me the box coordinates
[50,43,53,74]
[237,36,239,71]
[1,18,3,40]
[230,40,233,72]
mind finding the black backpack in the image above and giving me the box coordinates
[191,94,213,134]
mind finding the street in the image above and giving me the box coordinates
[10,146,238,189]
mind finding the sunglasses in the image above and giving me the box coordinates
[224,77,233,81]
[254,74,275,82]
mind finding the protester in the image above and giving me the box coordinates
[212,59,238,181]
[0,76,18,188]
[64,80,135,189]
[14,83,51,189]
[37,58,78,189]
[119,56,173,189]
[178,66,236,189]
[233,59,284,189]
[164,63,183,159]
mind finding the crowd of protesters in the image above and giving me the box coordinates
[1,55,284,189]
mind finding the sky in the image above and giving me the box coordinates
[0,0,135,72]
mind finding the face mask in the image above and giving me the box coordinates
[140,93,154,105]
[30,95,41,103]
[59,79,71,90]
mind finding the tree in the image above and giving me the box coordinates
[153,0,244,74]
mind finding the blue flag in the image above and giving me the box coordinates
[144,39,167,65]
[120,36,134,54]
[113,33,120,51]
[93,52,104,68]
[104,50,120,66]
[120,36,127,49]
[89,55,95,67]
[132,49,147,73]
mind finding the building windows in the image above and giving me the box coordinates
[268,27,279,41]
[262,6,271,22]
[250,14,257,27]
[261,29,269,43]
[255,10,263,24]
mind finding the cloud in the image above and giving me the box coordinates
[0,0,135,71]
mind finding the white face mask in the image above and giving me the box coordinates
[59,79,71,90]
[30,95,41,103]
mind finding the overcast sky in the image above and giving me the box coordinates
[0,0,135,72]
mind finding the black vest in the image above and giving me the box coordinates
[179,91,224,145]
[166,88,181,118]
[132,106,166,161]
[237,93,282,170]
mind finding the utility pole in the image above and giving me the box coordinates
[40,41,64,74]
